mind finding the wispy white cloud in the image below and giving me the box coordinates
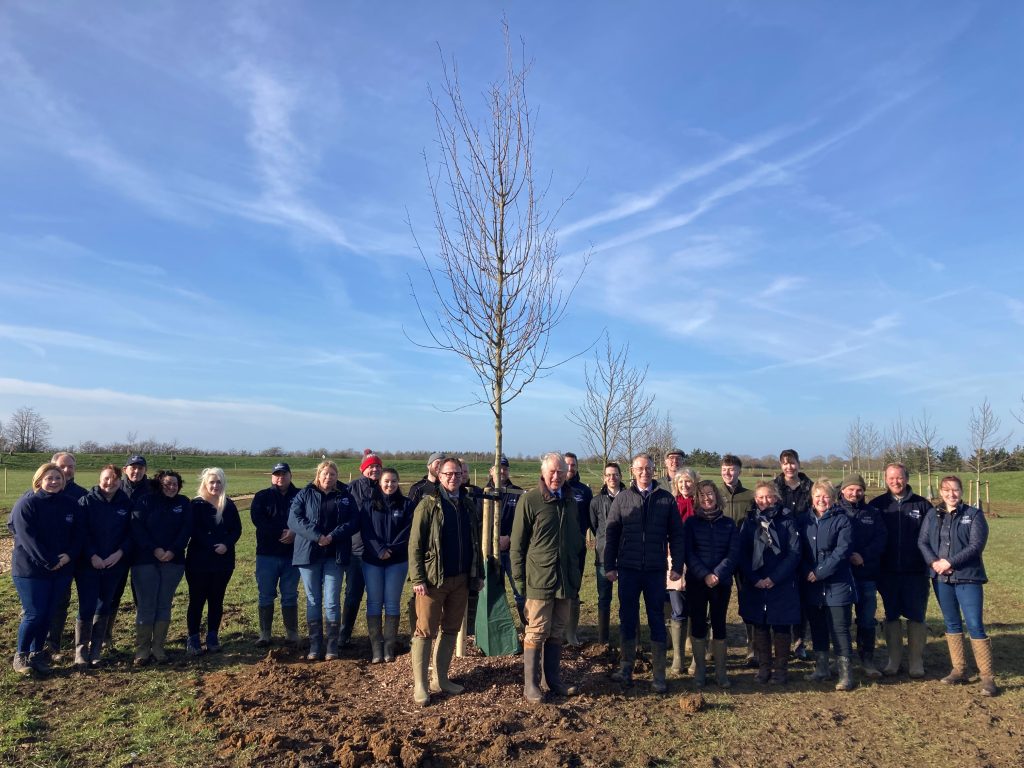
[760,277,805,298]
[0,40,190,221]
[0,324,167,361]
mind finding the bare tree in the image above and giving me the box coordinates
[643,411,676,469]
[3,407,52,452]
[884,413,911,465]
[863,422,883,472]
[621,381,656,462]
[409,24,585,487]
[845,416,865,472]
[910,408,940,497]
[566,334,653,466]
[965,397,1013,489]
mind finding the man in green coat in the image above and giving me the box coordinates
[408,458,484,707]
[511,452,585,703]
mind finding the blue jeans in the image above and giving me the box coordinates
[132,563,185,624]
[500,551,525,608]
[668,589,687,622]
[878,572,929,622]
[617,568,667,643]
[595,562,613,612]
[341,555,365,616]
[853,579,877,630]
[361,560,409,617]
[75,563,128,619]
[933,580,986,639]
[298,560,342,623]
[13,574,72,654]
[255,555,300,608]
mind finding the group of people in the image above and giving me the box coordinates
[7,447,998,705]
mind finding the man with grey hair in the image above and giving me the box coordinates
[511,452,585,703]
[605,452,685,693]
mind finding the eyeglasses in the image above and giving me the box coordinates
[439,471,459,478]
[632,467,653,474]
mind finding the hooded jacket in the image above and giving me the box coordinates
[801,504,856,607]
[684,507,740,584]
[408,487,483,589]
[288,482,358,567]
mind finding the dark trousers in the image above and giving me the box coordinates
[806,603,853,657]
[75,563,128,619]
[618,568,668,643]
[686,578,732,640]
[185,569,233,637]
[342,555,365,617]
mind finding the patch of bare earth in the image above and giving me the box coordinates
[197,639,1023,768]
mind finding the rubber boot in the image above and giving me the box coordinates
[651,641,668,693]
[383,615,400,662]
[186,633,204,657]
[256,605,274,647]
[13,652,32,676]
[882,620,903,676]
[366,615,384,664]
[835,655,855,691]
[611,638,636,686]
[907,621,926,679]
[542,639,577,696]
[306,620,324,661]
[46,583,72,657]
[74,619,91,669]
[281,605,300,646]
[411,636,431,706]
[134,623,154,666]
[597,607,610,645]
[691,638,707,688]
[745,623,758,668]
[151,621,170,663]
[971,637,999,697]
[941,633,968,684]
[324,621,341,661]
[670,619,686,675]
[807,651,830,681]
[565,599,581,646]
[687,635,697,675]
[430,632,463,694]
[858,625,881,679]
[754,626,773,683]
[89,615,107,667]
[338,601,359,647]
[712,639,731,688]
[523,641,544,703]
[29,651,53,675]
[770,631,790,685]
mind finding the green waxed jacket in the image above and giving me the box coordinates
[510,483,585,600]
[407,489,483,588]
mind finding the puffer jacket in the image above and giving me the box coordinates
[869,486,931,575]
[10,489,80,578]
[510,482,584,600]
[684,509,739,584]
[801,505,856,607]
[604,480,685,574]
[918,502,988,584]
[838,497,887,581]
[408,488,483,588]
[131,491,192,566]
[589,483,625,566]
[186,497,242,573]
[288,482,358,567]
[737,504,801,625]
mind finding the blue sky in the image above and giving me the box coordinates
[1,1,1022,459]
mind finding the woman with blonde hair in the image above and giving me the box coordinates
[667,469,698,674]
[185,468,242,656]
[10,463,77,675]
[288,460,359,661]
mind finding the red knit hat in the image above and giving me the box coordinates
[360,449,382,473]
